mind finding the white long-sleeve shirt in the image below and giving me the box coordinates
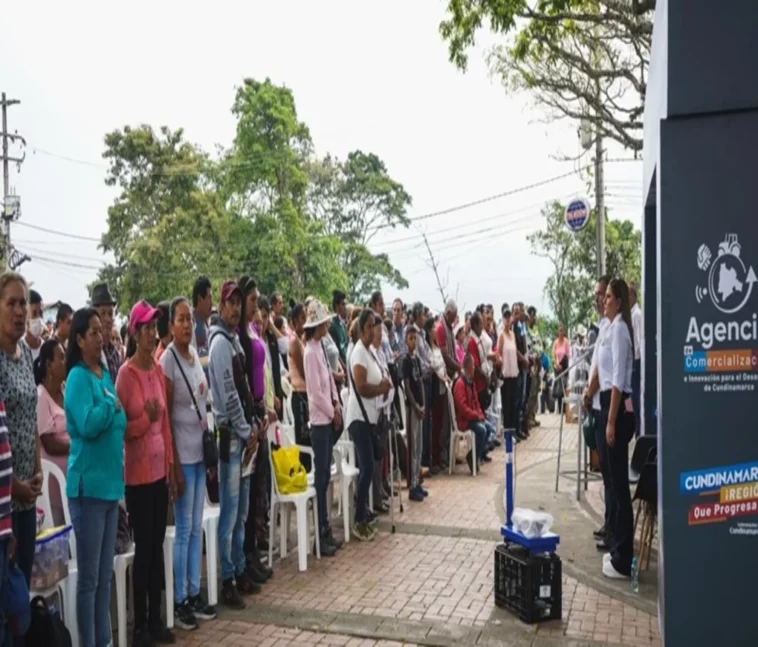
[597,314,633,395]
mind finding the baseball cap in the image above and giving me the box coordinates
[220,280,243,303]
[128,300,161,334]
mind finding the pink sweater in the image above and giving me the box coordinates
[116,360,174,486]
[303,339,338,426]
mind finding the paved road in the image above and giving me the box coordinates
[174,412,661,647]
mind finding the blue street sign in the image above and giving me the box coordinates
[564,198,591,232]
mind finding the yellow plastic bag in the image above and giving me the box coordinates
[272,445,308,495]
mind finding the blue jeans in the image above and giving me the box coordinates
[173,462,206,603]
[467,421,489,462]
[218,437,251,582]
[310,424,335,537]
[69,497,119,647]
[349,420,374,523]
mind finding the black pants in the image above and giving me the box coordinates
[500,377,518,431]
[244,441,269,556]
[126,478,169,630]
[599,390,634,575]
[12,507,37,587]
[291,391,311,472]
[594,406,613,541]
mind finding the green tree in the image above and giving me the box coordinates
[528,200,641,332]
[307,150,412,302]
[221,78,347,301]
[439,0,654,151]
[97,125,239,310]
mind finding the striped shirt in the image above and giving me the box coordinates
[0,401,13,538]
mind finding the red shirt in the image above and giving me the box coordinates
[453,376,484,431]
[466,336,487,392]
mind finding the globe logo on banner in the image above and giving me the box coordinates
[696,234,757,314]
[564,198,591,232]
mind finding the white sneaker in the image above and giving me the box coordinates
[602,559,630,579]
[603,553,612,565]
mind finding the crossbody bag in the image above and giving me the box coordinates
[348,342,389,459]
[169,347,218,469]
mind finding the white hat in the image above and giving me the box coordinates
[454,321,465,337]
[304,300,331,329]
[575,324,587,338]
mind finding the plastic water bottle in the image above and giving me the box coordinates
[631,557,639,593]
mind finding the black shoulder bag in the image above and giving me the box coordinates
[169,347,218,469]
[348,343,389,459]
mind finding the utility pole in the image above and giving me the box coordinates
[595,128,606,277]
[1,93,25,270]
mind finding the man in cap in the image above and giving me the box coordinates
[91,283,122,379]
[208,281,260,608]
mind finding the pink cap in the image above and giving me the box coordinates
[128,300,161,334]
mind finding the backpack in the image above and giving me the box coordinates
[26,596,72,647]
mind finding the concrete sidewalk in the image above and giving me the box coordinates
[173,413,660,647]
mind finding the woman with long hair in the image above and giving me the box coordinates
[237,276,274,581]
[35,338,69,525]
[497,305,520,435]
[160,297,216,630]
[346,309,391,541]
[287,303,310,460]
[65,307,127,647]
[0,272,42,590]
[116,301,175,646]
[597,278,635,580]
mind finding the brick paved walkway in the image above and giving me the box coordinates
[174,413,660,647]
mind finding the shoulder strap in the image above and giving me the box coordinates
[321,341,342,406]
[169,348,204,425]
[348,344,370,424]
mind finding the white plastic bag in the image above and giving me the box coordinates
[511,507,555,538]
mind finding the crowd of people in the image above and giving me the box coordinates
[0,266,642,647]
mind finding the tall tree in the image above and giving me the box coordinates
[528,200,641,332]
[307,150,412,302]
[439,0,654,152]
[220,78,348,301]
[97,125,239,310]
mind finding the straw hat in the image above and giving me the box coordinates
[304,300,331,329]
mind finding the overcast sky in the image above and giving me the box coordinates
[1,0,642,315]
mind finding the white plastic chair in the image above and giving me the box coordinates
[334,440,359,541]
[447,389,477,476]
[163,527,175,629]
[39,459,78,647]
[114,516,135,647]
[202,490,220,606]
[267,424,320,572]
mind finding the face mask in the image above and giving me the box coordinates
[277,337,289,355]
[29,318,45,338]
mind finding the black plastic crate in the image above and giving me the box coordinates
[494,542,562,624]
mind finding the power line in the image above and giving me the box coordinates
[15,220,102,242]
[373,194,576,248]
